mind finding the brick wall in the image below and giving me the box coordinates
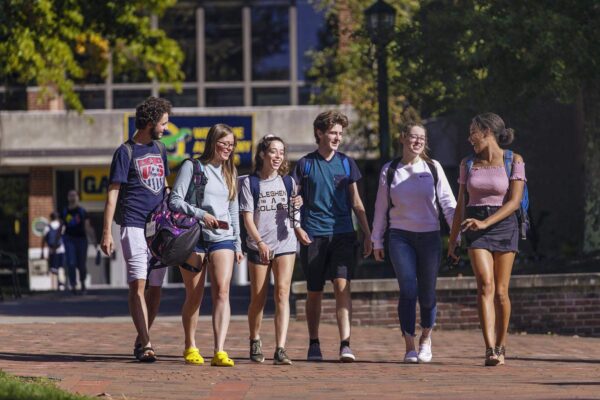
[293,274,600,337]
[28,167,54,248]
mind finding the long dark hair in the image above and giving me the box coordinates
[472,113,515,145]
[253,135,289,176]
[199,123,238,201]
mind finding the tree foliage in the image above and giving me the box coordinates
[394,0,600,117]
[307,0,420,150]
[0,0,184,111]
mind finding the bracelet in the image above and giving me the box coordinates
[257,240,264,245]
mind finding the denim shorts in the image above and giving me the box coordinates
[464,206,519,253]
[193,239,236,255]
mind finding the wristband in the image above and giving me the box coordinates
[257,240,264,246]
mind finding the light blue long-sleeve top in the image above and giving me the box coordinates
[168,159,241,252]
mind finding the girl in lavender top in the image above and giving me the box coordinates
[448,113,526,367]
[372,123,457,364]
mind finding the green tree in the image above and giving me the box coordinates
[307,0,419,152]
[393,0,600,253]
[0,0,184,111]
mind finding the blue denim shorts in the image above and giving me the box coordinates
[193,239,236,255]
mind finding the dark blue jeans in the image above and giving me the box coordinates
[388,229,441,336]
[64,235,88,288]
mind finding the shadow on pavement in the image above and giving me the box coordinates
[515,356,600,364]
[0,286,283,318]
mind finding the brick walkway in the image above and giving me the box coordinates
[1,291,599,399]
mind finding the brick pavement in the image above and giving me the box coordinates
[1,317,599,400]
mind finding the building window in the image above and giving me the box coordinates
[297,0,325,81]
[113,90,152,109]
[160,89,197,108]
[161,6,197,82]
[75,90,106,110]
[252,87,290,106]
[206,88,244,107]
[205,6,243,82]
[251,5,290,81]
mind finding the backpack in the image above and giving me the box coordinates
[465,149,530,240]
[45,224,63,250]
[114,139,167,226]
[144,158,205,268]
[385,158,449,232]
[238,174,295,253]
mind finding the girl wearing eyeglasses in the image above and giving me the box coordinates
[169,123,243,367]
[372,123,457,363]
[239,135,301,365]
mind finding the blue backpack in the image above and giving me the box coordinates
[465,150,530,240]
[238,174,294,253]
[145,159,205,268]
[45,224,63,250]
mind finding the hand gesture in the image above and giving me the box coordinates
[362,237,373,258]
[101,232,114,256]
[203,213,219,229]
[373,248,385,262]
[257,241,272,264]
[294,227,312,246]
[461,218,488,232]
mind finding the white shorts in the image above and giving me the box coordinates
[120,226,166,286]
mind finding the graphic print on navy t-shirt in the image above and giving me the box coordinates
[109,141,169,228]
[134,153,165,194]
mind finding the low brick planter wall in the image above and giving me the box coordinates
[291,273,600,337]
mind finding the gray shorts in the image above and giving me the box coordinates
[120,226,166,286]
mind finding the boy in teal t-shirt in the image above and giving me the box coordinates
[292,110,372,363]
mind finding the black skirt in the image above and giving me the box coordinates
[464,206,519,253]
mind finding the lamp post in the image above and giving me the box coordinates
[364,0,396,163]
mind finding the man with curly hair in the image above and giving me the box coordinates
[101,96,171,362]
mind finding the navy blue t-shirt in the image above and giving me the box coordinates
[292,151,361,236]
[109,141,169,228]
[61,206,87,237]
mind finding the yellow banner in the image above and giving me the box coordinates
[80,167,110,202]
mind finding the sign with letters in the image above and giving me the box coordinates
[124,114,254,169]
[80,167,110,202]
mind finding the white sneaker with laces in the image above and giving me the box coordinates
[417,337,432,363]
[404,350,418,363]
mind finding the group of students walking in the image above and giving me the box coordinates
[100,97,526,368]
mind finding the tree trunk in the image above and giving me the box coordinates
[582,83,600,253]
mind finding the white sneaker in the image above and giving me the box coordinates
[418,338,432,363]
[403,350,418,363]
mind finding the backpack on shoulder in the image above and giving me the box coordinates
[45,224,63,250]
[144,158,205,268]
[238,174,294,254]
[114,139,167,226]
[465,150,530,240]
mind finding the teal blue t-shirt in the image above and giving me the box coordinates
[292,151,361,237]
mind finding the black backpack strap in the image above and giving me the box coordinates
[426,160,446,229]
[185,158,206,207]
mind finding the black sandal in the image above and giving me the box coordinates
[133,343,142,357]
[136,346,157,363]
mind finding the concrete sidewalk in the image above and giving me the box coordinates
[0,290,599,399]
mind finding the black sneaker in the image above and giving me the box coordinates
[250,339,265,363]
[273,347,292,365]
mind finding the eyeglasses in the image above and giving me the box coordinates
[216,141,235,149]
[407,134,426,143]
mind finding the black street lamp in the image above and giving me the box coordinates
[364,0,396,163]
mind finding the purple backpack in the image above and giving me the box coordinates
[145,159,205,268]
